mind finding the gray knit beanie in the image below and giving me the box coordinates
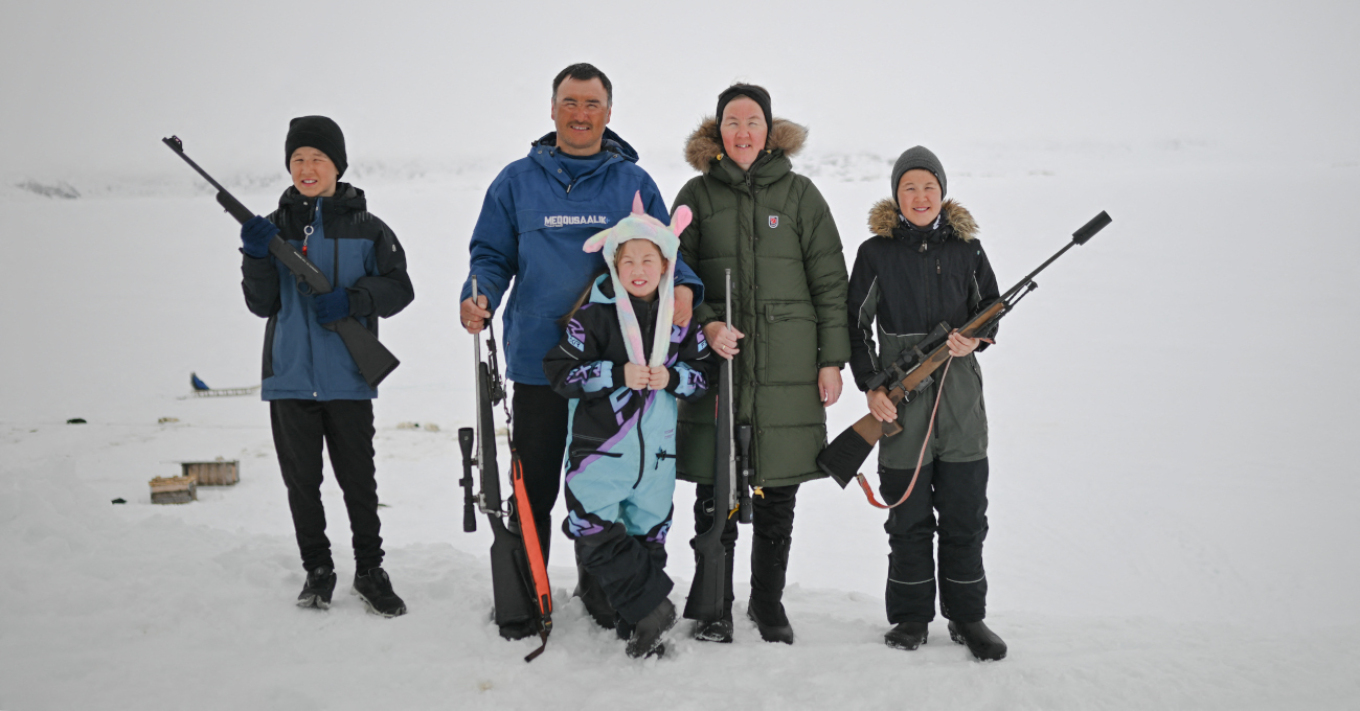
[891,146,946,201]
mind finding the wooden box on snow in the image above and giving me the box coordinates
[182,459,238,486]
[150,475,197,504]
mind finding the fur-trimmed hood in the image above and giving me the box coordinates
[683,116,807,174]
[867,198,978,242]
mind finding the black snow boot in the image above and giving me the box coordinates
[574,558,617,630]
[693,614,733,643]
[352,567,407,618]
[884,621,929,651]
[626,597,676,659]
[748,535,794,644]
[948,620,1007,661]
[297,565,337,609]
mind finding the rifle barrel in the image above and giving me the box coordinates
[1000,211,1110,301]
[162,137,233,196]
[724,269,737,512]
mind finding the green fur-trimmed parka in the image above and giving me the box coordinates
[670,117,851,488]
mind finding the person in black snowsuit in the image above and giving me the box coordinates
[543,209,716,657]
[238,116,414,617]
[846,146,1007,660]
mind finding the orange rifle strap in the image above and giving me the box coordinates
[511,450,554,663]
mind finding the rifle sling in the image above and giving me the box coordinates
[857,358,953,509]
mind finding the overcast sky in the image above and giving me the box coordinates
[3,0,1355,178]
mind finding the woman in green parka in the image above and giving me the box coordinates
[670,84,850,644]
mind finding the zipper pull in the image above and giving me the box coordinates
[937,259,942,274]
[919,241,927,253]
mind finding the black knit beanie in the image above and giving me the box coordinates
[891,146,946,201]
[285,116,347,178]
[716,83,774,138]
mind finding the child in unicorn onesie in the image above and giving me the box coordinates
[544,194,717,658]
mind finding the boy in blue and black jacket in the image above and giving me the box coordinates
[238,116,414,617]
[544,200,715,657]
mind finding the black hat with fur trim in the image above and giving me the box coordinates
[285,116,348,178]
[891,145,946,201]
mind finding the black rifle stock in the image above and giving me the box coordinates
[464,277,551,661]
[686,269,741,622]
[163,135,399,389]
[477,359,535,630]
[817,212,1112,488]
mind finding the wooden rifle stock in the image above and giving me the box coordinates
[877,300,1006,437]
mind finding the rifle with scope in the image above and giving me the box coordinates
[817,211,1112,488]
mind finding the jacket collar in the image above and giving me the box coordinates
[531,127,640,186]
[278,182,366,221]
[683,116,808,187]
[868,198,979,243]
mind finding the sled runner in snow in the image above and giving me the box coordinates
[163,136,400,389]
[460,276,554,663]
[184,372,260,398]
[818,211,1113,499]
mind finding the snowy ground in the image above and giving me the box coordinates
[3,139,1359,710]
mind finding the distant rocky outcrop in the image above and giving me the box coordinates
[15,180,80,199]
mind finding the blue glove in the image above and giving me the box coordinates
[315,290,351,325]
[240,215,277,259]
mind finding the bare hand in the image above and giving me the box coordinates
[867,387,897,423]
[673,285,694,328]
[624,362,650,390]
[946,330,993,358]
[703,322,744,360]
[461,295,491,334]
[647,366,670,391]
[818,366,842,407]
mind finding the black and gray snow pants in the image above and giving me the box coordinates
[879,458,989,624]
[270,399,383,573]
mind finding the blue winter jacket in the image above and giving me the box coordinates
[460,129,704,385]
[242,184,415,400]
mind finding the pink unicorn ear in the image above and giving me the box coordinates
[582,231,607,253]
[671,205,692,236]
[632,191,645,215]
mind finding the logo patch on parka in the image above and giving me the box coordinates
[545,215,608,228]
[768,215,779,228]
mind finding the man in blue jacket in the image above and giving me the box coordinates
[459,63,703,639]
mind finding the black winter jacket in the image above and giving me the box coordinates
[847,199,1000,392]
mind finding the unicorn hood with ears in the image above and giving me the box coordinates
[582,192,693,369]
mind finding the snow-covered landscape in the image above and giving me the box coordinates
[3,2,1358,709]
